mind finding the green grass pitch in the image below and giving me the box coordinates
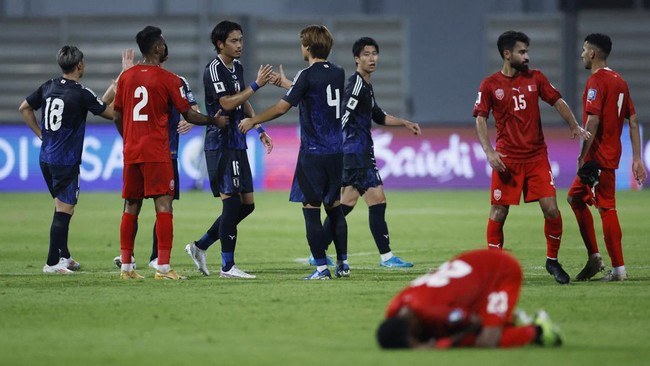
[1,189,649,365]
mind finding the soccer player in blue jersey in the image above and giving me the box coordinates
[320,37,421,268]
[184,20,273,278]
[113,49,202,270]
[19,45,119,274]
[239,24,349,280]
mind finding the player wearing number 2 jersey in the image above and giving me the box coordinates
[19,45,118,274]
[239,25,349,280]
[568,33,647,282]
[473,31,589,285]
[377,249,562,348]
[114,26,224,280]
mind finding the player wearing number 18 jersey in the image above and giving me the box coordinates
[238,25,349,280]
[377,249,562,349]
[19,45,117,274]
[473,31,589,284]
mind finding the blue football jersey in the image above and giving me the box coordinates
[341,72,387,165]
[282,61,345,155]
[25,77,106,165]
[168,76,197,159]
[203,56,247,151]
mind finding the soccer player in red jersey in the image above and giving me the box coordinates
[473,31,590,284]
[568,33,647,282]
[376,249,562,349]
[113,26,226,280]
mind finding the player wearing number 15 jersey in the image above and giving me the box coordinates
[473,31,589,285]
[238,25,349,280]
[377,249,562,349]
[19,45,117,274]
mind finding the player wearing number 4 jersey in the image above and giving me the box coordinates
[114,26,225,280]
[239,25,349,280]
[19,45,120,274]
[568,33,647,282]
[473,30,590,284]
[377,249,562,349]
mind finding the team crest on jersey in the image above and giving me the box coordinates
[214,82,225,93]
[233,177,240,188]
[495,89,504,100]
[493,188,502,201]
[587,88,597,102]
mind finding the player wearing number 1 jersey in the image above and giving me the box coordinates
[473,31,589,284]
[114,26,225,280]
[239,25,349,280]
[568,33,647,282]
[377,249,562,349]
[19,45,117,274]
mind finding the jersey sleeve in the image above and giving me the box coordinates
[166,74,190,114]
[179,76,197,106]
[282,69,309,107]
[25,83,45,110]
[583,77,603,116]
[81,87,108,116]
[113,77,124,112]
[625,87,635,118]
[371,98,387,125]
[536,71,561,106]
[472,79,492,118]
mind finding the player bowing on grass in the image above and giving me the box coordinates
[473,30,590,284]
[377,249,562,349]
[320,36,421,268]
[239,25,349,280]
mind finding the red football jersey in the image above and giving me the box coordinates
[385,249,522,338]
[582,67,635,169]
[473,70,562,162]
[114,65,191,164]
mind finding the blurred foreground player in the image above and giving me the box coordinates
[377,249,562,349]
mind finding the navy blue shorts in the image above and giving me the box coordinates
[290,151,343,206]
[206,148,253,196]
[172,158,180,200]
[342,167,383,195]
[39,162,80,205]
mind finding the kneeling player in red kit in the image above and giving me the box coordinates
[377,249,562,349]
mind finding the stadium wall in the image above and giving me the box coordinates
[1,124,647,192]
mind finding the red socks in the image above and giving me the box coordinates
[544,213,562,258]
[487,219,504,249]
[156,212,173,266]
[499,325,537,347]
[570,200,599,255]
[120,212,137,264]
[600,209,623,267]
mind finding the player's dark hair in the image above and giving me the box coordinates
[497,30,530,59]
[136,25,163,56]
[211,20,243,52]
[352,37,379,57]
[57,45,83,73]
[376,317,411,349]
[300,25,334,59]
[584,33,612,58]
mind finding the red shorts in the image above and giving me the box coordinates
[122,162,175,199]
[568,168,616,209]
[490,159,556,205]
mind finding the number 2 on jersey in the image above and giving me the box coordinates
[133,86,149,121]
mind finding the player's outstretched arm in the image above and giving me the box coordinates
[239,99,292,133]
[554,98,590,140]
[18,100,42,140]
[270,64,292,90]
[577,114,600,168]
[219,64,274,111]
[183,109,227,128]
[385,115,421,135]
